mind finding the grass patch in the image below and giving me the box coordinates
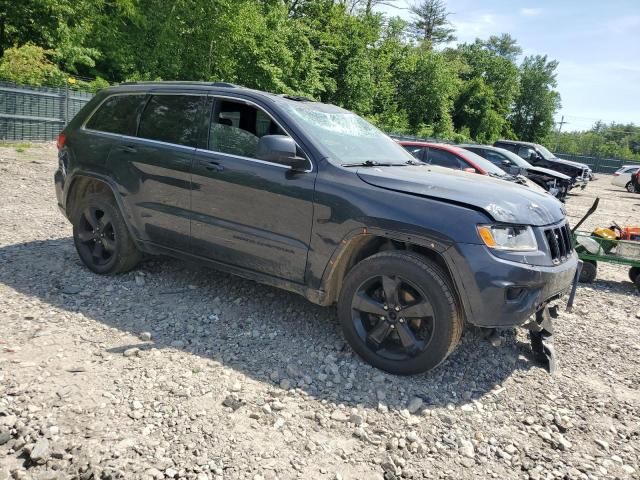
[0,141,32,151]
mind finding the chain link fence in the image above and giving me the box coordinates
[0,82,94,141]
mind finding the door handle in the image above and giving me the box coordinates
[203,160,224,172]
[120,145,137,154]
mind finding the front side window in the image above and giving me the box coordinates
[138,95,203,147]
[485,151,512,166]
[428,149,463,169]
[208,99,287,160]
[85,94,147,135]
[518,146,536,160]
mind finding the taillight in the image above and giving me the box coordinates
[56,133,66,151]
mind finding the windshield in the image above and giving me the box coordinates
[280,102,414,165]
[493,147,533,168]
[458,148,508,176]
[536,144,556,160]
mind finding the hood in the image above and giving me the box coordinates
[357,165,566,226]
[525,165,571,181]
[547,157,591,171]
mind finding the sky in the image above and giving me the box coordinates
[377,0,640,132]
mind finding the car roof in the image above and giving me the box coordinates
[99,81,348,112]
[495,139,537,147]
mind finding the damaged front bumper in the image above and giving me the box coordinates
[523,260,582,374]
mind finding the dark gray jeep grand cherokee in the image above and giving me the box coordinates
[54,82,578,375]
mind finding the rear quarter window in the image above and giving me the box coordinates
[85,94,147,135]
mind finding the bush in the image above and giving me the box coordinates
[0,44,66,87]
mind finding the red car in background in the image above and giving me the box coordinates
[398,140,547,193]
[399,141,507,176]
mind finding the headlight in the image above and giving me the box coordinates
[477,225,538,251]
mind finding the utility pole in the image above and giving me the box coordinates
[555,115,568,152]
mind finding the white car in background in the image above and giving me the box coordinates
[611,165,640,192]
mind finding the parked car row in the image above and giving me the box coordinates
[55,82,578,375]
[398,140,583,202]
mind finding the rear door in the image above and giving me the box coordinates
[189,96,316,283]
[106,92,205,250]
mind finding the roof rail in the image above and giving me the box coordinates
[120,81,240,88]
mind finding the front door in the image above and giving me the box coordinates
[190,97,315,283]
[107,93,205,250]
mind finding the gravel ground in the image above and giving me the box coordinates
[0,142,638,480]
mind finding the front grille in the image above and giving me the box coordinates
[544,223,573,263]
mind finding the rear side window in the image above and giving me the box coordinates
[85,94,147,135]
[138,95,204,147]
[428,149,463,169]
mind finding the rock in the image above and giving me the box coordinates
[222,395,244,411]
[407,397,423,414]
[123,347,140,357]
[406,431,420,443]
[61,284,82,294]
[165,468,178,478]
[554,434,571,451]
[608,344,620,352]
[132,400,143,410]
[170,340,185,349]
[622,465,636,475]
[139,331,152,341]
[458,439,475,458]
[331,410,349,422]
[230,381,242,392]
[135,275,145,286]
[349,413,364,426]
[29,438,50,464]
[594,439,609,452]
[279,378,291,390]
[0,429,10,446]
[461,457,475,468]
[270,401,284,412]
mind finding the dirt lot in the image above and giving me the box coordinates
[0,143,638,480]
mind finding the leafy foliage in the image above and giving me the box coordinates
[551,122,640,161]
[0,0,570,145]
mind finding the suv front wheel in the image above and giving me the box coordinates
[338,251,463,375]
[72,192,141,274]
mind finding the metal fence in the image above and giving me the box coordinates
[554,153,640,174]
[0,82,94,141]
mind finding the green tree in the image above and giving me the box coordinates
[0,44,65,86]
[510,55,561,142]
[410,0,456,48]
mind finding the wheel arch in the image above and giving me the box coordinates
[64,173,139,242]
[319,231,467,321]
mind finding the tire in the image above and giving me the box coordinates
[337,251,463,375]
[579,260,597,283]
[626,181,635,193]
[72,192,141,274]
[628,267,640,283]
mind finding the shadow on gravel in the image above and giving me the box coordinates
[1,237,541,409]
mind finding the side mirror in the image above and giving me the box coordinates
[257,135,308,171]
[529,152,538,163]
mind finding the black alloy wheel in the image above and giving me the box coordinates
[351,274,434,361]
[72,192,141,274]
[76,206,117,268]
[338,251,462,375]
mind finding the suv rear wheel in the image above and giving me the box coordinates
[72,192,141,274]
[337,251,463,375]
